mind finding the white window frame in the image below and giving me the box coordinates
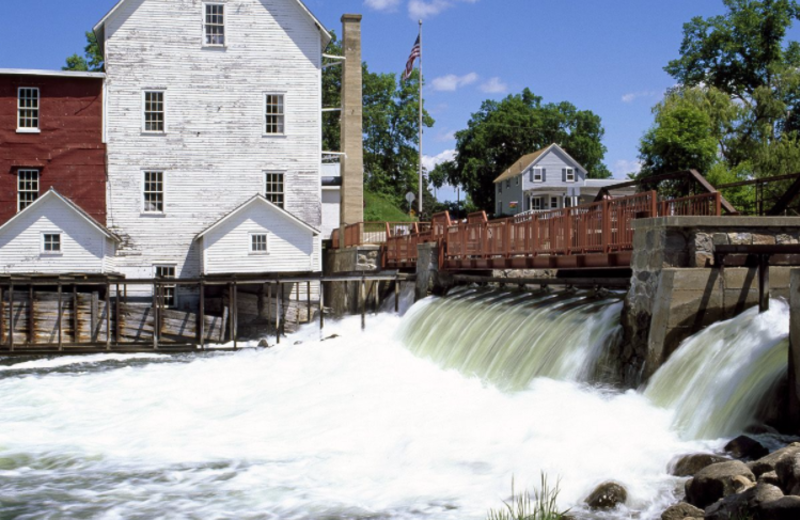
[265,171,285,208]
[532,167,544,183]
[531,196,543,211]
[550,196,559,209]
[41,232,62,255]
[17,87,40,133]
[263,93,286,136]
[565,168,576,183]
[203,3,226,47]
[154,264,177,308]
[142,90,166,134]
[249,232,269,254]
[17,169,40,212]
[142,171,166,214]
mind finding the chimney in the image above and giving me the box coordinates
[340,14,364,225]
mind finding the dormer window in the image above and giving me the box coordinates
[204,4,225,46]
[532,167,544,182]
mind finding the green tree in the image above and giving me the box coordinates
[322,32,343,153]
[430,88,610,212]
[63,31,104,72]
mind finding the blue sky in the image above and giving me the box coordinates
[4,0,800,202]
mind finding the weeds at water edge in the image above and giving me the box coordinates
[486,474,570,520]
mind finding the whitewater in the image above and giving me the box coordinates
[0,288,789,519]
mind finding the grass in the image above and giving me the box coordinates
[486,474,570,520]
[363,190,417,222]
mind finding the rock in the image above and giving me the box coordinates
[724,435,769,460]
[321,334,340,342]
[759,471,781,486]
[661,502,704,520]
[745,424,780,435]
[776,452,800,495]
[257,339,271,348]
[686,460,756,508]
[731,475,756,493]
[750,443,800,478]
[704,483,784,520]
[671,453,730,477]
[758,496,800,520]
[585,482,627,510]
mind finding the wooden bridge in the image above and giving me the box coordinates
[374,191,723,270]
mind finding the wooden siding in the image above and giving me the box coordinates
[0,75,106,225]
[103,0,323,283]
[201,199,319,275]
[0,195,115,274]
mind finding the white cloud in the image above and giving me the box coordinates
[364,0,402,11]
[422,149,455,171]
[480,77,508,94]
[621,90,661,103]
[431,72,478,92]
[612,159,642,178]
[408,0,478,19]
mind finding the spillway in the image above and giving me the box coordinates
[0,287,791,519]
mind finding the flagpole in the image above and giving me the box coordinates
[418,19,423,215]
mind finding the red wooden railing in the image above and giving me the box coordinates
[383,191,723,269]
[332,221,428,249]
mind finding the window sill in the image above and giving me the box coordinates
[262,133,287,138]
[141,131,167,136]
[140,212,167,218]
[249,252,270,256]
[202,44,227,50]
[40,252,63,257]
[17,128,41,134]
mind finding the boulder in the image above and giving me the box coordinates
[759,471,781,487]
[758,495,800,520]
[750,443,800,478]
[257,339,271,348]
[704,483,783,520]
[775,452,800,495]
[686,460,755,508]
[585,482,627,510]
[661,502,703,520]
[731,475,756,494]
[671,453,730,477]
[724,435,769,460]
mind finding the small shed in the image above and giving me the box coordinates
[196,194,321,276]
[0,188,119,274]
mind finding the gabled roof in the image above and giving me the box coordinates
[0,69,105,80]
[0,188,120,242]
[93,0,331,52]
[196,194,320,240]
[493,143,588,184]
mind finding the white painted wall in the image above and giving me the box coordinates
[0,196,115,274]
[103,0,324,287]
[322,188,341,239]
[201,199,320,275]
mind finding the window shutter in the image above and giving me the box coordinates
[542,168,546,182]
[562,168,567,182]
[530,169,533,182]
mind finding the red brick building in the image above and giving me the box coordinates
[0,69,106,225]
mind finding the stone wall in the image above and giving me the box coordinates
[322,245,381,316]
[622,217,800,387]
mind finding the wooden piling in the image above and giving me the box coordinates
[115,283,121,345]
[267,283,272,326]
[0,286,4,346]
[295,282,300,328]
[72,285,79,343]
[57,283,62,351]
[306,281,311,324]
[395,278,399,313]
[232,282,238,350]
[759,255,771,313]
[9,283,15,350]
[276,283,283,344]
[319,281,325,330]
[28,285,34,345]
[373,280,379,312]
[198,280,205,349]
[360,276,366,330]
[105,282,111,350]
[152,282,159,350]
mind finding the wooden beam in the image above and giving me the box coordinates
[8,283,14,351]
[198,281,205,350]
[759,254,771,313]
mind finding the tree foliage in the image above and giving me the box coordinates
[640,0,800,184]
[430,88,611,212]
[63,31,104,72]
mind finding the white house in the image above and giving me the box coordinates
[493,143,636,216]
[196,194,320,275]
[0,189,119,274]
[94,0,330,297]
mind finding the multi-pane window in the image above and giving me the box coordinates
[17,87,40,130]
[204,4,225,46]
[143,171,164,213]
[143,91,165,133]
[564,168,576,182]
[550,196,559,209]
[531,197,543,211]
[264,94,285,135]
[42,233,61,253]
[532,167,544,182]
[251,234,268,253]
[155,265,176,308]
[265,172,285,208]
[18,169,39,212]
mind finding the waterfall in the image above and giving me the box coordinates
[644,300,789,440]
[396,287,624,389]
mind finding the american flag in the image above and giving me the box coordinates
[403,35,421,81]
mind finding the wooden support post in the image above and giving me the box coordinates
[319,281,325,330]
[0,286,4,347]
[232,282,238,350]
[115,284,121,345]
[8,283,14,351]
[295,283,300,328]
[105,282,111,350]
[395,278,400,313]
[57,283,62,351]
[759,254,771,313]
[344,281,349,311]
[28,285,34,345]
[277,283,283,344]
[153,283,159,350]
[373,280,379,312]
[267,283,272,327]
[306,281,311,324]
[198,281,205,350]
[360,276,366,330]
[72,285,79,343]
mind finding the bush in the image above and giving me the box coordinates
[486,474,570,520]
